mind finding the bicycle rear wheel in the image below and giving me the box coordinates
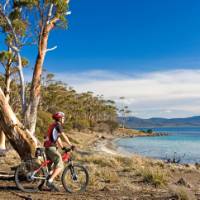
[15,160,46,193]
[62,164,89,193]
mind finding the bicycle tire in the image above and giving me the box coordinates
[62,164,89,193]
[15,160,46,193]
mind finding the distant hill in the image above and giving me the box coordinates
[118,116,200,128]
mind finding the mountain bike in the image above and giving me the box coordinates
[14,146,89,193]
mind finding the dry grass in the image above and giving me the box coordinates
[115,156,134,167]
[86,164,104,189]
[169,187,195,200]
[65,130,198,198]
[78,154,120,168]
[137,167,168,187]
[116,128,146,136]
[95,167,119,183]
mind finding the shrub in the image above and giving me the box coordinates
[73,119,90,131]
[95,167,119,183]
[147,129,153,134]
[139,167,168,187]
[105,120,119,134]
[115,156,134,168]
[80,155,119,168]
[87,164,103,189]
[36,110,52,140]
[169,187,192,200]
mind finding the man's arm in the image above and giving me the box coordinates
[61,132,72,146]
[57,137,64,148]
[56,124,72,147]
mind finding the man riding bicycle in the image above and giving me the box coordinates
[44,111,74,191]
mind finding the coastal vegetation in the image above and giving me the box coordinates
[0,1,199,200]
[0,72,118,143]
[1,130,199,199]
[0,0,73,159]
[0,0,117,160]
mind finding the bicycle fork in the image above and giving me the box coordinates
[69,164,78,181]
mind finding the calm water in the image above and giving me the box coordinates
[115,127,200,163]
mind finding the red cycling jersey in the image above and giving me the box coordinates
[44,122,63,147]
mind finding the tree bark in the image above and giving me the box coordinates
[0,59,11,150]
[24,30,49,134]
[0,88,38,160]
[0,130,6,150]
[24,20,58,134]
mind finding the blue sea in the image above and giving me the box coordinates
[115,127,200,163]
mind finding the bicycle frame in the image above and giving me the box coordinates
[15,146,89,194]
[30,150,71,180]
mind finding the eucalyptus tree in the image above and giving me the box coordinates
[119,97,132,129]
[0,0,30,150]
[0,0,71,159]
[0,1,28,112]
[23,0,71,134]
[0,50,28,149]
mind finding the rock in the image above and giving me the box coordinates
[100,186,111,192]
[195,162,200,169]
[104,179,111,183]
[0,149,6,157]
[176,178,191,188]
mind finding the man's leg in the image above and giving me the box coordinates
[48,167,62,182]
[45,147,64,190]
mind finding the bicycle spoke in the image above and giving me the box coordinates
[62,164,89,193]
[15,160,46,193]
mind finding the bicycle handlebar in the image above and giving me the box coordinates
[62,145,76,153]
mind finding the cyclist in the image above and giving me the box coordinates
[44,111,74,191]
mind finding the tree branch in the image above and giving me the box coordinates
[0,6,26,113]
[47,4,54,24]
[3,0,9,11]
[46,45,57,52]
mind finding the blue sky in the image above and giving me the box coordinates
[43,0,200,73]
[23,0,200,73]
[3,0,200,118]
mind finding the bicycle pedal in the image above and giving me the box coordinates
[46,181,59,192]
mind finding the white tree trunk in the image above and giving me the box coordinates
[0,131,6,150]
[0,88,38,160]
[0,57,12,151]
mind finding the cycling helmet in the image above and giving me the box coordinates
[52,112,65,120]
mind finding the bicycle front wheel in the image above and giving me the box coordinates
[15,160,46,193]
[62,164,89,193]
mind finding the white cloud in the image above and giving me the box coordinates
[48,69,200,118]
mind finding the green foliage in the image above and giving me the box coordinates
[104,120,119,134]
[12,18,28,36]
[36,110,52,141]
[0,50,28,76]
[73,119,90,132]
[147,129,153,134]
[0,51,13,63]
[14,0,38,8]
[0,0,118,134]
[38,73,118,133]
